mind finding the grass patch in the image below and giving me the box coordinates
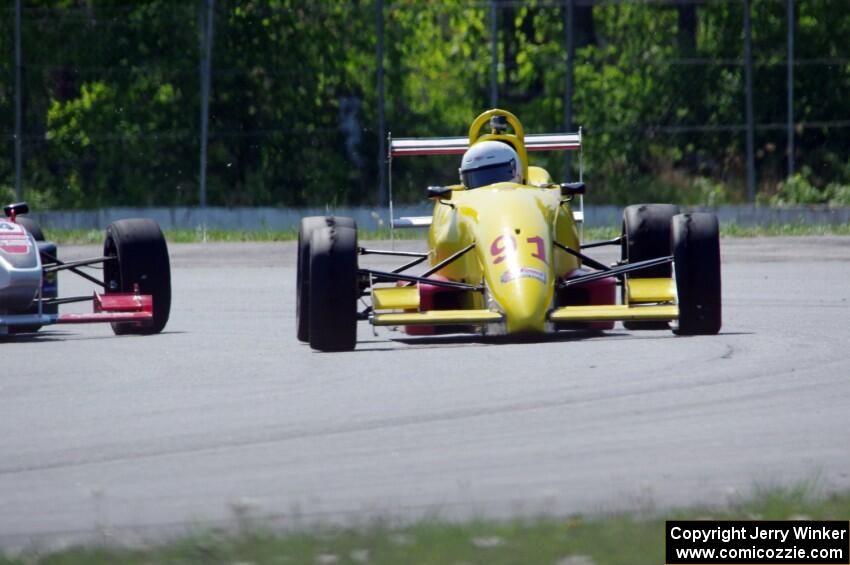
[3,486,849,564]
[721,223,850,237]
[43,223,850,245]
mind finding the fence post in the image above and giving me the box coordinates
[490,0,498,107]
[376,0,386,207]
[14,0,22,201]
[744,0,756,203]
[563,0,574,181]
[743,0,756,202]
[786,0,794,177]
[199,0,215,210]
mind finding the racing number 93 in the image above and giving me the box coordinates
[490,235,546,265]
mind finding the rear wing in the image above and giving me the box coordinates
[390,132,581,158]
[388,130,583,233]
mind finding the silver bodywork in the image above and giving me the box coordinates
[0,220,42,313]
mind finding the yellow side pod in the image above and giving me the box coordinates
[372,286,420,311]
[626,278,677,304]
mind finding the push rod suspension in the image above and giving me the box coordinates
[357,247,429,274]
[392,256,428,274]
[358,248,428,258]
[42,256,114,273]
[41,295,93,306]
[580,236,623,249]
[40,252,110,288]
[359,268,481,292]
[553,241,611,272]
[559,255,673,289]
[417,242,475,280]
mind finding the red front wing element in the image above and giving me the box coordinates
[56,292,153,324]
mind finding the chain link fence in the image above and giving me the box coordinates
[2,0,848,209]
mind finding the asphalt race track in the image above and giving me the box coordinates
[1,237,849,548]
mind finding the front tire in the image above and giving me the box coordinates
[296,216,355,342]
[672,213,722,335]
[621,204,680,330]
[103,219,171,335]
[308,225,358,351]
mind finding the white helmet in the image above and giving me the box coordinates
[459,140,521,189]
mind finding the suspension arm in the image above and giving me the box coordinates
[553,241,611,272]
[559,255,673,289]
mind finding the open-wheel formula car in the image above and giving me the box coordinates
[0,202,170,336]
[296,109,720,351]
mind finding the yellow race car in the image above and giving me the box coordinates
[297,109,721,351]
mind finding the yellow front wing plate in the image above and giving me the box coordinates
[371,305,677,327]
[549,304,678,323]
[372,310,503,326]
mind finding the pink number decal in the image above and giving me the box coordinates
[527,236,546,263]
[490,235,516,264]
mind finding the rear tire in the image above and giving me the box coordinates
[296,216,355,342]
[621,204,680,330]
[672,213,721,335]
[103,219,171,335]
[308,225,358,351]
[16,217,45,241]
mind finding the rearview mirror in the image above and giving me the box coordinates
[3,202,29,217]
[560,182,586,197]
[426,185,453,200]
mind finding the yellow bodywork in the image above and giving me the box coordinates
[428,182,580,333]
[372,286,420,310]
[527,166,554,187]
[625,278,677,304]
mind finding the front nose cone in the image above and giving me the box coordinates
[464,188,556,334]
[496,277,551,333]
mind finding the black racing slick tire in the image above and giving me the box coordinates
[672,213,722,336]
[308,225,358,352]
[16,217,45,241]
[296,216,356,343]
[622,203,680,277]
[621,203,680,330]
[103,219,171,335]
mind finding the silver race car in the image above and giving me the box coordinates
[0,201,170,336]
